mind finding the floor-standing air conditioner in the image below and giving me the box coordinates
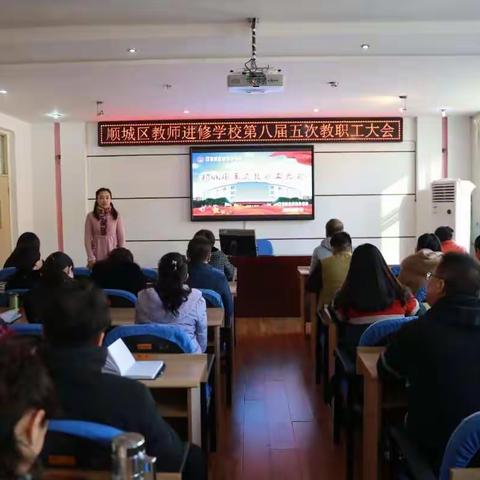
[431,179,476,251]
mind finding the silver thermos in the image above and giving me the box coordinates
[112,432,157,480]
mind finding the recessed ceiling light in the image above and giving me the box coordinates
[183,109,190,114]
[127,47,137,54]
[328,81,339,88]
[46,111,64,119]
[361,43,370,50]
[313,108,319,113]
[0,89,7,95]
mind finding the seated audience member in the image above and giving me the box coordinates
[91,247,146,295]
[334,243,419,353]
[194,229,236,281]
[378,253,480,473]
[474,235,480,261]
[5,232,43,290]
[23,251,74,323]
[309,218,344,274]
[136,253,207,353]
[434,226,466,254]
[317,232,352,309]
[186,236,233,323]
[0,336,58,479]
[42,282,205,478]
[398,233,443,294]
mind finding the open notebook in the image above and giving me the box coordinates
[103,338,165,380]
[0,309,22,324]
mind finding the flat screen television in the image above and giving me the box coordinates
[190,145,314,221]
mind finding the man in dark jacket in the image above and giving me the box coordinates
[187,236,233,324]
[42,281,205,478]
[378,253,480,472]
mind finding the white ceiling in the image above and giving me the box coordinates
[0,0,480,122]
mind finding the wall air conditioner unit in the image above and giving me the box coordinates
[431,179,476,251]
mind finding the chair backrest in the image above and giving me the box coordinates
[358,316,418,347]
[0,267,17,281]
[440,411,480,480]
[104,288,137,307]
[390,264,401,277]
[43,420,123,470]
[256,239,274,256]
[142,268,158,282]
[10,323,43,336]
[198,288,224,308]
[415,286,427,303]
[73,267,91,278]
[104,324,197,353]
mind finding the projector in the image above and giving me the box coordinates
[227,70,284,94]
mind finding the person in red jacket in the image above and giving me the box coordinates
[434,226,466,254]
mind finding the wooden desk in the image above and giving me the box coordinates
[450,469,480,479]
[356,347,386,480]
[137,353,207,447]
[44,471,181,480]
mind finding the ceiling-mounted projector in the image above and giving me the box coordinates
[227,70,284,94]
[228,18,284,94]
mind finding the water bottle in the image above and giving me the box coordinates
[112,432,156,480]
[8,293,19,311]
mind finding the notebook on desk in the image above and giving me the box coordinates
[104,338,165,380]
[0,309,22,324]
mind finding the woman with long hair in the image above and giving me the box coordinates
[334,243,419,351]
[23,251,75,323]
[0,336,58,479]
[135,252,207,353]
[4,232,43,289]
[84,187,125,268]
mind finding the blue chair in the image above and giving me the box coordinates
[142,268,157,282]
[358,316,418,347]
[73,267,91,278]
[390,264,401,277]
[0,267,17,282]
[256,239,274,256]
[104,324,198,353]
[10,323,42,336]
[198,288,224,308]
[390,411,480,480]
[5,288,30,296]
[104,288,137,307]
[43,420,123,470]
[415,286,427,303]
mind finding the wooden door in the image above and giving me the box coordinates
[0,134,12,265]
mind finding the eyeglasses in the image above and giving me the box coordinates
[426,272,445,281]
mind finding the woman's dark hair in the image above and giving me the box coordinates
[416,233,442,252]
[92,188,118,220]
[40,251,74,287]
[4,232,41,271]
[194,229,215,246]
[0,336,58,478]
[475,235,480,252]
[434,226,454,242]
[335,243,410,312]
[156,253,190,315]
[107,248,134,264]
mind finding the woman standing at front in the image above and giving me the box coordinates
[84,188,126,268]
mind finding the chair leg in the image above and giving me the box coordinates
[332,372,342,445]
[210,362,217,452]
[315,321,322,385]
[222,327,233,407]
[345,387,355,480]
[323,328,331,404]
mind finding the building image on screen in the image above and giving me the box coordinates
[191,146,314,220]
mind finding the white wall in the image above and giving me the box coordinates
[0,112,33,242]
[448,116,472,181]
[31,123,58,255]
[85,119,417,266]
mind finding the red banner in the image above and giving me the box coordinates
[98,117,402,146]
